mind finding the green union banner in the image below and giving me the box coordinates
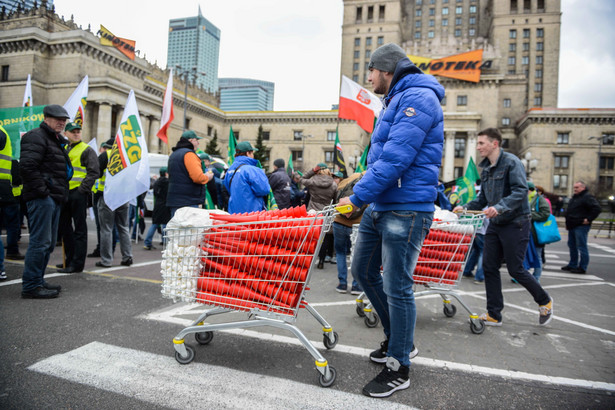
[0,105,45,159]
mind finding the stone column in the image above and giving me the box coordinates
[464,131,478,170]
[96,102,113,142]
[149,117,161,153]
[443,131,456,181]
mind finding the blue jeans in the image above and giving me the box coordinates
[532,246,543,281]
[144,224,166,247]
[462,233,484,280]
[351,205,433,367]
[567,225,590,270]
[482,218,550,322]
[22,196,61,291]
[332,222,359,289]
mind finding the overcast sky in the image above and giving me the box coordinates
[53,0,614,111]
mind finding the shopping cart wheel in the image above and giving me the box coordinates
[195,331,214,345]
[470,319,485,335]
[318,366,337,388]
[443,303,457,318]
[364,313,380,328]
[323,331,339,349]
[175,345,195,365]
[355,304,366,318]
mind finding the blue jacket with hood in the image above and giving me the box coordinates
[350,59,445,212]
[223,155,271,214]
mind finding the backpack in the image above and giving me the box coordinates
[336,172,367,219]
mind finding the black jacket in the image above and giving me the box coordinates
[565,189,601,230]
[152,175,171,225]
[268,167,291,209]
[20,122,71,204]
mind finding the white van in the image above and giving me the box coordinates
[144,153,169,214]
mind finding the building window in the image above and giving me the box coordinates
[457,95,467,106]
[603,133,615,145]
[523,28,530,38]
[232,130,239,140]
[534,97,542,106]
[293,131,303,141]
[503,98,511,108]
[365,50,371,58]
[379,5,386,21]
[454,167,464,179]
[377,36,384,45]
[354,37,360,46]
[534,83,542,91]
[366,37,372,46]
[353,62,359,71]
[454,138,466,158]
[429,8,435,15]
[442,7,449,15]
[262,131,270,140]
[509,29,517,39]
[455,17,462,25]
[327,131,336,141]
[554,155,569,169]
[599,176,614,190]
[456,6,463,14]
[502,117,511,126]
[553,175,568,189]
[0,65,8,82]
[353,75,359,82]
[511,0,518,12]
[469,28,476,36]
[442,18,449,26]
[509,43,516,52]
[556,132,569,144]
[441,96,447,106]
[537,42,544,51]
[470,5,477,13]
[537,28,544,37]
[416,9,422,16]
[415,31,422,39]
[536,55,543,64]
[367,6,374,22]
[600,156,615,170]
[292,150,303,162]
[455,29,461,37]
[469,16,476,24]
[508,56,516,65]
[356,6,363,22]
[535,69,543,78]
[207,126,213,136]
[428,30,435,38]
[429,19,435,27]
[522,56,529,65]
[324,150,335,163]
[416,20,422,28]
[416,0,422,4]
[354,50,360,59]
[523,42,530,51]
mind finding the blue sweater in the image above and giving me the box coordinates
[351,59,445,212]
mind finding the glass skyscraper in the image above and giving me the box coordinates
[219,78,275,112]
[167,7,220,93]
[0,0,54,11]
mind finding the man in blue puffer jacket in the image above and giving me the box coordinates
[339,43,444,399]
[224,141,271,214]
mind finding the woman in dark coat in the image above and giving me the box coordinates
[143,167,171,250]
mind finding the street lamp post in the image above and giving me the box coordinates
[521,151,538,179]
[175,65,206,131]
[298,132,312,172]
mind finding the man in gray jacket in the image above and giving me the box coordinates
[455,128,553,327]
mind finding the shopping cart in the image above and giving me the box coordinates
[354,212,487,334]
[161,205,340,387]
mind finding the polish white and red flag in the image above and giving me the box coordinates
[338,75,383,133]
[156,68,174,144]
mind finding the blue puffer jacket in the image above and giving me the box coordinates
[350,59,445,212]
[223,156,271,214]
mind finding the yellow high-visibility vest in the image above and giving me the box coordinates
[67,141,89,190]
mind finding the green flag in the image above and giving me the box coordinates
[0,105,45,159]
[334,127,348,178]
[255,159,278,211]
[227,126,236,166]
[354,144,370,173]
[287,153,294,176]
[465,157,480,182]
[204,188,216,210]
[454,158,480,205]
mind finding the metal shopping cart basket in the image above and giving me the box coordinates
[161,205,340,387]
[355,212,487,334]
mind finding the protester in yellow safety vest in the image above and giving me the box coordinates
[56,122,99,273]
[88,140,113,258]
[0,125,25,277]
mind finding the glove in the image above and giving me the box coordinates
[312,165,321,173]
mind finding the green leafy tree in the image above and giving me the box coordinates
[253,125,270,168]
[205,133,222,157]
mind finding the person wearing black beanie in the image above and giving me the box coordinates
[268,158,291,209]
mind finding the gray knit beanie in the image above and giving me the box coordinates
[368,43,408,73]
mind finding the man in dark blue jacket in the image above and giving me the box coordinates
[339,43,444,398]
[224,141,270,214]
[454,128,553,328]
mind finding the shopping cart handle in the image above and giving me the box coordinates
[335,204,354,214]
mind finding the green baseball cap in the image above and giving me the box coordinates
[317,162,328,169]
[198,152,211,161]
[181,130,203,140]
[65,122,82,132]
[236,141,258,153]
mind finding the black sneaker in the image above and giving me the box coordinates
[362,359,410,398]
[370,340,418,363]
[121,257,133,266]
[21,286,59,299]
[87,249,101,258]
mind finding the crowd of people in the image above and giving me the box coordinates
[1,42,607,401]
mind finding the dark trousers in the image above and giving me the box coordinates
[1,203,20,254]
[482,217,550,322]
[58,189,89,270]
[318,232,334,261]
